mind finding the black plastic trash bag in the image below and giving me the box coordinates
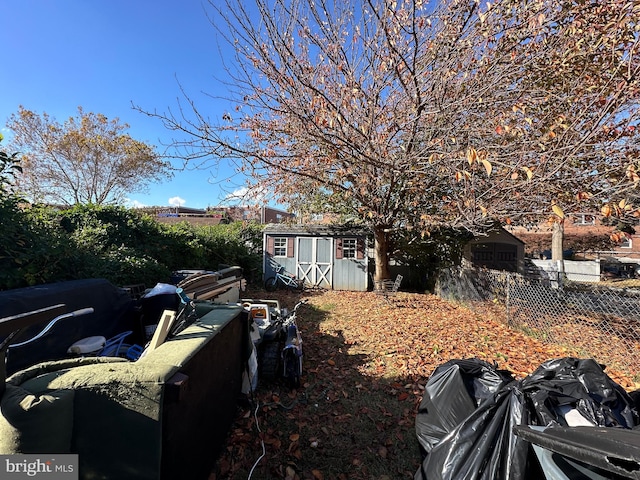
[631,389,640,414]
[415,358,530,480]
[415,386,534,480]
[521,358,639,429]
[514,424,640,480]
[415,357,640,480]
[415,358,515,456]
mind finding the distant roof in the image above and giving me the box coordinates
[137,206,207,215]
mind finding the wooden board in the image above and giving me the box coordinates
[146,309,177,352]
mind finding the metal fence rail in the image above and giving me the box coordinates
[436,265,640,380]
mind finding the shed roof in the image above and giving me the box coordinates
[469,226,525,246]
[263,223,369,236]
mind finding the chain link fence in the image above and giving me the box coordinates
[435,262,640,381]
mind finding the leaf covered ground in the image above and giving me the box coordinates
[209,289,637,480]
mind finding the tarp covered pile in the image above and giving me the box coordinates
[415,357,640,480]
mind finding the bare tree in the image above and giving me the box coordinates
[7,106,172,206]
[138,0,640,281]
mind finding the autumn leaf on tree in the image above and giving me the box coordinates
[8,106,171,205]
[138,0,640,280]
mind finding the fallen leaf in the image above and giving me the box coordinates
[378,446,388,458]
[285,465,296,480]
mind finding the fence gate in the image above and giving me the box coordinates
[297,237,332,288]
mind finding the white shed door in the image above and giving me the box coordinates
[297,237,332,288]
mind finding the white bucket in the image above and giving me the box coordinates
[68,336,106,355]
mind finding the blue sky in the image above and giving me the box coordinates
[0,0,255,209]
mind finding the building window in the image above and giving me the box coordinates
[575,214,595,225]
[273,237,288,257]
[342,238,357,259]
[620,237,632,249]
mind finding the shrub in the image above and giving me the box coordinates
[0,201,74,288]
[0,203,264,290]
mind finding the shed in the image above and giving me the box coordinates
[464,227,525,273]
[263,224,368,291]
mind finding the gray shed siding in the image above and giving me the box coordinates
[263,226,368,291]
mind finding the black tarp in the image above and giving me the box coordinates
[0,278,136,374]
[415,357,640,480]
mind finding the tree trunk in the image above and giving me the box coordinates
[373,225,391,284]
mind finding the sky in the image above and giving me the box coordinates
[0,0,257,209]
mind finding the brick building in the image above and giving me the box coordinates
[508,213,640,260]
[140,205,294,226]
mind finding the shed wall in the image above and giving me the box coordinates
[263,231,367,291]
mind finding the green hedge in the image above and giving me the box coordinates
[0,203,264,290]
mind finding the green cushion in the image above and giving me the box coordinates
[0,384,74,453]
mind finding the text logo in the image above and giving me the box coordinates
[0,455,78,479]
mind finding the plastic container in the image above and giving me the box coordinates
[67,336,106,355]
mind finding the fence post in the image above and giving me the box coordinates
[506,273,511,326]
[555,260,565,289]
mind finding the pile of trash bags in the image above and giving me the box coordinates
[415,357,640,480]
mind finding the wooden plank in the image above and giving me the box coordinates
[146,309,177,352]
[187,275,238,298]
